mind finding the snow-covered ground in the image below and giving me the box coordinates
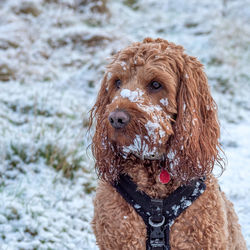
[0,0,249,249]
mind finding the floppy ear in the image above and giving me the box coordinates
[167,55,224,182]
[89,74,123,182]
[89,75,109,127]
[89,52,120,127]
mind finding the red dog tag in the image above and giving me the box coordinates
[159,169,170,184]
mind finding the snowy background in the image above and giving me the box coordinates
[0,0,250,249]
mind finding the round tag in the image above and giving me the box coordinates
[159,169,170,184]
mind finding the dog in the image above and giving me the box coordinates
[90,38,246,249]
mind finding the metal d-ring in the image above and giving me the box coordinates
[148,215,165,227]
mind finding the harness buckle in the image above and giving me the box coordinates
[150,199,164,221]
[149,199,167,249]
[149,215,165,227]
[149,224,166,249]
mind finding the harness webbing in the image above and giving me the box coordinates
[113,174,206,250]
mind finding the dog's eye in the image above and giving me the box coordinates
[115,79,122,89]
[149,81,162,91]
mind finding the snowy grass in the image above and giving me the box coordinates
[0,0,250,249]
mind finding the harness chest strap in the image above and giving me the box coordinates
[113,174,206,250]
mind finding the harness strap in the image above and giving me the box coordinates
[113,174,206,250]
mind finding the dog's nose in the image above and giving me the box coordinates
[108,110,130,129]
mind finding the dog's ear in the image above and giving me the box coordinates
[89,74,122,182]
[89,74,109,127]
[168,55,224,181]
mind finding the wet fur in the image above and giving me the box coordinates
[90,38,246,249]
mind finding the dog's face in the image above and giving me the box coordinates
[91,38,223,183]
[104,54,178,160]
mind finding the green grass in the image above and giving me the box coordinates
[5,141,87,179]
[123,0,139,10]
[208,56,224,66]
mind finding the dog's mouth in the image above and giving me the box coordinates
[105,105,173,161]
[124,151,163,160]
[119,134,166,160]
[140,153,162,160]
[106,118,170,161]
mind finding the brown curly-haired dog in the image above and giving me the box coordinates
[90,38,246,249]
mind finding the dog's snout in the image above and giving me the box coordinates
[108,110,130,129]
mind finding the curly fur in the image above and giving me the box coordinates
[90,38,246,249]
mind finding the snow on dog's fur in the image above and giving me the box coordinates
[90,38,246,249]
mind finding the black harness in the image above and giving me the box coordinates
[113,174,206,250]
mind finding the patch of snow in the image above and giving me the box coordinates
[134,204,141,209]
[181,200,192,209]
[122,135,158,159]
[107,71,112,81]
[167,150,176,161]
[171,205,180,216]
[168,220,174,227]
[160,98,169,107]
[192,118,198,126]
[145,121,160,136]
[183,103,187,112]
[120,88,144,102]
[0,0,249,248]
[119,61,127,71]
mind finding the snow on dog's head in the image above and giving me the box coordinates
[90,38,224,183]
